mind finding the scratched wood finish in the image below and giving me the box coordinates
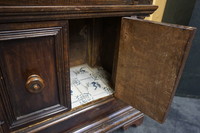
[115,18,196,123]
[0,21,71,129]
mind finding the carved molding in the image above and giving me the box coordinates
[0,27,60,41]
[0,5,158,23]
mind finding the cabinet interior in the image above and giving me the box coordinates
[69,17,121,108]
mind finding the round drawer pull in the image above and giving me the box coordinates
[25,74,45,93]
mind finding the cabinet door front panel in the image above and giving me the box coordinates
[115,17,196,123]
[0,21,70,129]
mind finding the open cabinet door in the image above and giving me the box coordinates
[114,17,196,123]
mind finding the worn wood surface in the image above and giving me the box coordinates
[69,106,143,133]
[136,0,153,4]
[69,19,89,67]
[13,97,143,133]
[115,17,196,123]
[69,18,120,69]
[0,21,71,129]
[0,0,133,6]
[87,18,103,67]
[0,0,152,6]
[122,115,143,130]
[100,17,121,74]
[0,1,158,132]
[0,5,158,23]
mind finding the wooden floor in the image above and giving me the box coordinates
[114,96,200,133]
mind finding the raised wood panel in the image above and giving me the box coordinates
[0,0,133,6]
[0,36,60,116]
[115,18,196,123]
[0,21,70,129]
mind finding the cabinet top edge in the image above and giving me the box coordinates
[0,0,153,6]
[0,5,157,23]
[0,5,158,13]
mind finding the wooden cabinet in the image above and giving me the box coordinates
[0,1,196,132]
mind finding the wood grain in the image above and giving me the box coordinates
[69,106,143,133]
[69,19,89,67]
[133,0,152,4]
[87,18,103,67]
[0,0,152,6]
[0,0,133,6]
[0,5,158,23]
[13,97,143,133]
[101,17,121,74]
[115,17,196,123]
[0,21,70,129]
[0,1,160,132]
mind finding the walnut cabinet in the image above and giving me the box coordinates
[0,1,196,132]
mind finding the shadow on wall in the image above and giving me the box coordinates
[163,0,200,98]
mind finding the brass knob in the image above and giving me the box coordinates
[25,74,45,93]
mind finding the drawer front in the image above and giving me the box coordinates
[0,21,70,129]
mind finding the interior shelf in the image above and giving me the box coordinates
[70,64,114,108]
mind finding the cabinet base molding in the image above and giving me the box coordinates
[13,97,143,133]
[69,106,144,133]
